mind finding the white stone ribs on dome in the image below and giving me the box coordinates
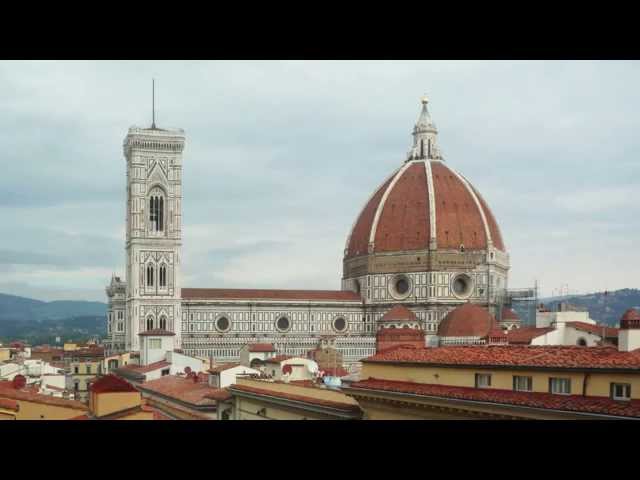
[450,168,493,249]
[368,160,414,249]
[344,166,401,252]
[424,160,437,250]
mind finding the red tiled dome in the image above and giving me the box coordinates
[345,160,505,259]
[380,305,418,322]
[437,303,498,338]
[621,308,640,329]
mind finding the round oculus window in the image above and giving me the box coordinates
[333,317,346,332]
[216,316,230,331]
[276,316,290,331]
[396,278,409,294]
[452,275,472,297]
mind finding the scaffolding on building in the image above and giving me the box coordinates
[495,283,538,327]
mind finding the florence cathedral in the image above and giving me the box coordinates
[105,97,516,365]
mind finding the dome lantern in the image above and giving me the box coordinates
[408,95,443,161]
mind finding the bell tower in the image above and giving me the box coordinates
[122,113,185,351]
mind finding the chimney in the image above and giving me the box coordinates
[619,308,640,352]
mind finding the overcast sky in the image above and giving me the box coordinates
[0,60,638,302]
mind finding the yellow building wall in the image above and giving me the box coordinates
[12,400,86,420]
[0,409,17,420]
[93,391,142,418]
[235,397,331,420]
[235,378,359,406]
[361,363,640,399]
[0,348,10,362]
[117,411,154,420]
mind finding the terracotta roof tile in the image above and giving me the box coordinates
[375,162,431,253]
[90,374,138,394]
[437,303,497,337]
[182,288,361,302]
[566,322,618,338]
[432,162,488,251]
[119,361,171,374]
[137,375,227,407]
[347,170,398,258]
[247,343,276,353]
[346,160,506,259]
[264,355,295,364]
[0,383,88,411]
[0,397,19,412]
[349,378,640,418]
[506,327,555,344]
[208,363,241,374]
[501,307,520,321]
[380,305,418,322]
[363,345,640,371]
[229,383,362,414]
[621,309,640,329]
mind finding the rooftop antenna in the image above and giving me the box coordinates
[151,78,156,129]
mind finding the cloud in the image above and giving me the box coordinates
[1,60,640,301]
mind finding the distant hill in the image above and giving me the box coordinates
[539,288,640,327]
[0,293,106,321]
[0,293,107,345]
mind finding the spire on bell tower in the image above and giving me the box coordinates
[151,78,156,130]
[407,95,443,161]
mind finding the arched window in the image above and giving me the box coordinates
[147,316,154,331]
[159,265,167,287]
[420,139,424,158]
[149,189,165,232]
[147,264,154,287]
[159,316,167,330]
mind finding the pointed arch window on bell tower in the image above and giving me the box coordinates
[147,264,154,287]
[159,264,167,287]
[149,188,165,233]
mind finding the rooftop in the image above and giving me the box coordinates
[506,327,555,344]
[90,374,138,394]
[380,305,418,322]
[347,378,640,419]
[247,343,276,353]
[182,288,361,302]
[566,322,619,338]
[264,355,295,364]
[208,363,241,374]
[0,381,88,411]
[137,375,230,407]
[363,345,640,372]
[229,381,361,415]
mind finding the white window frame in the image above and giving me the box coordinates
[513,375,532,392]
[611,383,631,401]
[549,377,571,395]
[475,373,492,388]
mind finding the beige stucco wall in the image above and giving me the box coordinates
[235,397,332,420]
[11,399,86,420]
[92,391,142,418]
[360,363,640,399]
